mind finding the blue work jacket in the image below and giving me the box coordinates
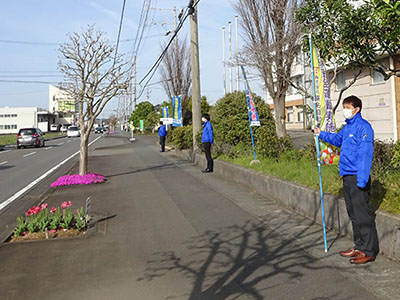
[158,125,167,137]
[202,121,214,144]
[319,113,374,188]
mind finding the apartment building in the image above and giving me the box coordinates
[49,85,78,126]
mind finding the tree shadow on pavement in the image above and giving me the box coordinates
[137,219,343,300]
[106,161,189,178]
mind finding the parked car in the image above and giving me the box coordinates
[60,125,69,132]
[94,126,106,134]
[50,124,59,132]
[67,126,81,138]
[17,128,45,149]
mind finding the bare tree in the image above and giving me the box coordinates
[159,36,192,124]
[58,26,129,175]
[235,0,303,137]
[109,114,118,131]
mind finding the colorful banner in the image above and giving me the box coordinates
[172,96,182,127]
[162,107,169,118]
[245,89,261,127]
[139,120,144,131]
[311,44,339,165]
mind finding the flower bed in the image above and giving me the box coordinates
[51,173,106,187]
[10,202,86,242]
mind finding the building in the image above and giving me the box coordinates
[49,85,78,126]
[266,51,400,142]
[0,107,56,134]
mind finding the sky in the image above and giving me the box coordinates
[0,0,264,117]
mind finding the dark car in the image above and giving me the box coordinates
[17,128,45,149]
[94,126,106,134]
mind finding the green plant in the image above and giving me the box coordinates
[13,217,27,237]
[372,140,395,179]
[391,140,400,168]
[49,208,62,230]
[26,217,39,233]
[170,125,193,150]
[61,208,74,229]
[75,208,86,231]
[37,210,50,231]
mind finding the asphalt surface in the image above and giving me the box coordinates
[0,134,399,300]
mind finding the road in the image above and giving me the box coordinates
[0,134,100,209]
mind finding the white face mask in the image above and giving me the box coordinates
[343,108,354,119]
[202,118,206,123]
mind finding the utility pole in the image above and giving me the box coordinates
[189,1,201,152]
[133,55,137,111]
[235,16,240,91]
[228,21,233,93]
[222,27,226,95]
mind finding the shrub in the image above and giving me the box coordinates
[170,125,193,150]
[372,140,395,179]
[212,91,285,158]
[391,140,400,169]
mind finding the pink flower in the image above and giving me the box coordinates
[51,207,56,213]
[41,203,48,210]
[32,206,41,215]
[26,209,33,216]
[49,229,57,233]
[61,201,72,208]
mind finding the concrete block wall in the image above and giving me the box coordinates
[176,150,400,261]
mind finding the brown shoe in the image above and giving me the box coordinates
[339,248,362,257]
[350,252,375,264]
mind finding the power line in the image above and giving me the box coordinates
[0,79,58,84]
[114,0,127,63]
[0,39,58,46]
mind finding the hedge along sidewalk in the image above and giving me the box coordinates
[173,149,400,261]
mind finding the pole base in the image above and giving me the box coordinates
[250,160,260,166]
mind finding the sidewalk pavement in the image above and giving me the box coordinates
[0,134,399,300]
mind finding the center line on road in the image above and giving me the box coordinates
[23,152,36,158]
[0,150,11,154]
[0,161,8,165]
[0,135,102,212]
[57,142,64,146]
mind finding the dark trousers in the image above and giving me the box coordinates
[343,175,379,257]
[203,142,213,171]
[159,136,166,152]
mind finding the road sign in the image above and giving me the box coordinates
[161,118,173,125]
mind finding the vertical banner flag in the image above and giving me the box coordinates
[241,65,260,162]
[139,120,144,132]
[311,43,340,165]
[309,34,328,253]
[162,106,169,118]
[172,96,182,127]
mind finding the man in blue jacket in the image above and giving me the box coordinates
[158,121,167,152]
[314,95,378,264]
[201,114,214,173]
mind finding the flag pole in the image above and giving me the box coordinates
[308,34,328,253]
[241,65,257,162]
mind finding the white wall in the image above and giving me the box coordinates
[0,107,37,134]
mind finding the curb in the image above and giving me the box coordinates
[1,135,67,148]
[173,149,400,261]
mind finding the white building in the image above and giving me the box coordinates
[0,107,56,134]
[49,85,78,126]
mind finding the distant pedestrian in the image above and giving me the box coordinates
[314,95,379,264]
[201,114,214,173]
[158,121,167,152]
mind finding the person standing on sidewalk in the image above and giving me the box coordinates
[201,114,214,173]
[158,121,167,152]
[314,95,379,264]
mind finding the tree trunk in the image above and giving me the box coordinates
[273,94,287,138]
[79,131,89,175]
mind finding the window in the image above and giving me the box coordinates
[4,114,11,118]
[372,69,385,84]
[297,106,304,123]
[0,115,3,118]
[11,125,17,129]
[336,72,346,90]
[5,125,11,129]
[287,107,294,123]
[11,114,17,117]
[0,125,3,129]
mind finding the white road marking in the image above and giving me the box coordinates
[45,146,53,150]
[57,142,64,146]
[0,150,11,154]
[0,161,8,165]
[67,140,71,143]
[0,136,102,212]
[23,152,36,158]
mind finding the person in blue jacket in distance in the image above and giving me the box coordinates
[314,95,378,264]
[158,121,167,152]
[201,114,214,173]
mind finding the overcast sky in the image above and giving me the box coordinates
[0,0,264,116]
